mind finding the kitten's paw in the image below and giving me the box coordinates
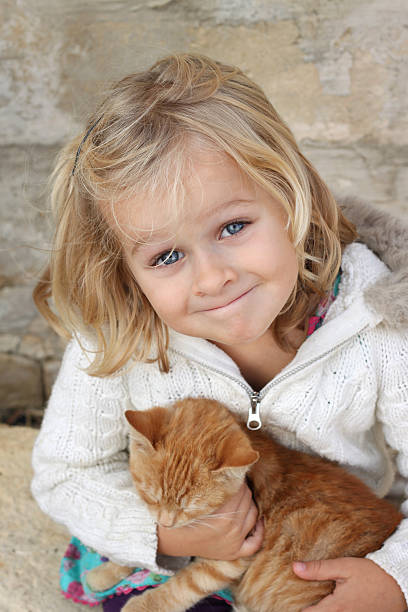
[86,562,133,591]
[86,565,114,591]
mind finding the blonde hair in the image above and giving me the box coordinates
[34,53,357,376]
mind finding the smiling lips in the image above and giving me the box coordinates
[203,287,255,312]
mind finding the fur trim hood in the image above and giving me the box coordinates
[338,196,408,328]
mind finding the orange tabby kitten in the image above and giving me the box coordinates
[87,398,402,612]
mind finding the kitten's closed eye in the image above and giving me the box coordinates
[138,486,161,507]
[144,496,159,506]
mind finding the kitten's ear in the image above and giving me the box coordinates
[125,405,171,453]
[213,430,259,477]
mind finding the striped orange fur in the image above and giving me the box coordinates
[87,398,402,612]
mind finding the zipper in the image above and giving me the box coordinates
[247,392,262,430]
[171,324,369,430]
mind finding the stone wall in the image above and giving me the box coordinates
[1,0,407,421]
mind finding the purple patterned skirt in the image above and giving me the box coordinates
[102,588,232,611]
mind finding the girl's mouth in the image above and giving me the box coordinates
[203,286,256,312]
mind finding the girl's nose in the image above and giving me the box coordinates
[192,250,237,297]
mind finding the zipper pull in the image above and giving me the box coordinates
[247,392,262,430]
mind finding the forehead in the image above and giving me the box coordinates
[104,148,256,245]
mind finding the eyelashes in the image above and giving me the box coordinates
[220,220,246,238]
[149,219,249,268]
[153,250,185,267]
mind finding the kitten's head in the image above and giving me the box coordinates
[125,398,259,528]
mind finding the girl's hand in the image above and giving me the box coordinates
[157,482,264,560]
[293,557,407,611]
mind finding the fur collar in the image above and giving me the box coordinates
[338,196,408,328]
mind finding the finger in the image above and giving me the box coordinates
[214,483,254,533]
[236,481,253,506]
[293,558,350,582]
[218,483,252,523]
[240,499,259,536]
[221,482,249,512]
[237,518,264,557]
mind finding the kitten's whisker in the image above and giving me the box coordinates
[189,518,210,527]
[189,518,217,531]
[198,511,242,521]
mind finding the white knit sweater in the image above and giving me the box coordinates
[31,207,408,601]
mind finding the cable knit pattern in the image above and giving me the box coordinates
[31,200,408,601]
[31,341,164,572]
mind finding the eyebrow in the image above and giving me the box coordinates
[200,198,254,219]
[130,198,254,255]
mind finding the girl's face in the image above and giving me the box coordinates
[116,149,298,350]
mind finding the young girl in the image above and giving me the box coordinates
[31,53,408,611]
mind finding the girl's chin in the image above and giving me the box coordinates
[172,317,274,346]
[208,326,273,348]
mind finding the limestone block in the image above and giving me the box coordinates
[303,142,408,220]
[26,315,67,359]
[0,146,56,282]
[0,4,77,146]
[0,353,42,414]
[0,286,37,334]
[0,425,85,611]
[19,334,48,360]
[0,334,20,353]
[19,331,65,362]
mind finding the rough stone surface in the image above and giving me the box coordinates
[0,287,37,334]
[0,354,42,416]
[0,425,83,611]
[0,0,407,418]
[0,334,20,353]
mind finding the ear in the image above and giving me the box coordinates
[213,429,259,477]
[125,405,171,454]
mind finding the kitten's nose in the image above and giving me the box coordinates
[158,509,176,527]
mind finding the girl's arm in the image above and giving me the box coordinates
[31,337,161,570]
[293,326,408,611]
[31,336,264,569]
[363,327,408,603]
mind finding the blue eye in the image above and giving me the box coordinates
[220,221,246,238]
[153,250,184,267]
